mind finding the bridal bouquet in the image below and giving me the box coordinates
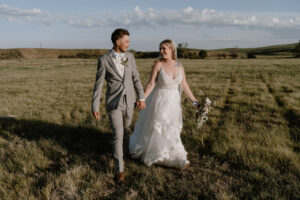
[195,97,212,129]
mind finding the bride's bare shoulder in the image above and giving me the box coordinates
[152,60,163,71]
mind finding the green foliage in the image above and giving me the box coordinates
[58,54,75,59]
[184,51,199,59]
[177,48,185,58]
[294,40,300,58]
[217,53,227,59]
[128,49,137,56]
[177,48,203,59]
[198,50,208,59]
[134,51,159,58]
[230,48,239,59]
[58,53,99,59]
[247,52,256,59]
[217,43,298,56]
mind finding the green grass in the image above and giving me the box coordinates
[0,58,300,199]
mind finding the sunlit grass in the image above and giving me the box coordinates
[0,58,299,199]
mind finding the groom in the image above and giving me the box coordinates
[92,28,145,182]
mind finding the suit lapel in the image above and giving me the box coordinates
[123,52,130,79]
[106,50,123,80]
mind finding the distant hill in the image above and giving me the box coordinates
[177,43,298,58]
[0,48,109,59]
[0,43,298,59]
[212,43,298,55]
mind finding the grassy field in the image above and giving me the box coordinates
[0,58,300,199]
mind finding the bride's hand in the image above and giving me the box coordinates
[192,99,200,109]
[193,101,199,107]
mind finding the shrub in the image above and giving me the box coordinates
[136,51,144,58]
[230,52,238,59]
[128,49,136,56]
[184,51,198,59]
[135,51,159,58]
[294,40,300,58]
[247,52,256,59]
[218,53,226,59]
[198,50,208,59]
[58,55,74,59]
[177,48,185,58]
[230,47,239,59]
[58,53,99,59]
[76,53,90,59]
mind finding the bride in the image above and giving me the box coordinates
[129,39,198,170]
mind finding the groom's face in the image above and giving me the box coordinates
[116,35,130,52]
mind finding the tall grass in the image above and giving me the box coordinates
[0,58,299,199]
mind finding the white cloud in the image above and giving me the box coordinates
[64,6,298,32]
[1,4,299,33]
[0,4,42,16]
[184,7,193,14]
[0,4,53,25]
[134,6,144,18]
[63,18,105,28]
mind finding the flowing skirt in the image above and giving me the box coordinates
[129,87,188,167]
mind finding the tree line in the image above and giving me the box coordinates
[57,40,300,59]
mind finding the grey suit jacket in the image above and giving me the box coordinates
[92,50,145,112]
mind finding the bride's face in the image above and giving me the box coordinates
[159,44,172,60]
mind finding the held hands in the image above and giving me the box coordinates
[93,101,146,120]
[136,101,146,110]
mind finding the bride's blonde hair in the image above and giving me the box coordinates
[159,39,176,60]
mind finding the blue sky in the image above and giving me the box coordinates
[0,0,299,50]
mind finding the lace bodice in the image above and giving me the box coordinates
[156,65,183,90]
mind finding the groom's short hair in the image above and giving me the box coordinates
[111,28,130,45]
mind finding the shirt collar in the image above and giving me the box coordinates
[111,49,125,59]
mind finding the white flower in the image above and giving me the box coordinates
[196,97,214,129]
[121,56,128,66]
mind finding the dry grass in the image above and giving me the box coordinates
[0,58,300,199]
[0,49,108,59]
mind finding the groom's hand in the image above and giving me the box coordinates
[93,112,101,120]
[137,101,146,110]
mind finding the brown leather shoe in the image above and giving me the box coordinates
[117,172,125,183]
[180,161,190,171]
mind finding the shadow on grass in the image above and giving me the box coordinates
[285,109,300,152]
[0,118,112,172]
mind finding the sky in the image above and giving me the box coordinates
[0,0,299,50]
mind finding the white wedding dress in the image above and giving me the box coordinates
[129,64,189,168]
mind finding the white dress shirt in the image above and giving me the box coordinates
[111,49,145,101]
[111,49,125,77]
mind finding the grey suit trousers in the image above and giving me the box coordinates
[108,94,133,173]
